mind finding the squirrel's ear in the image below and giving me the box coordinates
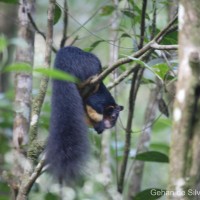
[118,105,124,111]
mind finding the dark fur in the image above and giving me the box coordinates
[86,83,123,133]
[45,46,122,182]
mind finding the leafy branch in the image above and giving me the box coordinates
[88,14,178,86]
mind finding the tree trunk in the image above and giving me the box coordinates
[12,0,35,199]
[168,1,200,199]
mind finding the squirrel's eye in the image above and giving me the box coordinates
[111,114,116,120]
[104,106,114,115]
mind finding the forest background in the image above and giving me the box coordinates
[0,0,200,200]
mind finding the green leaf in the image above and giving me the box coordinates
[119,65,126,72]
[0,197,9,200]
[0,182,9,192]
[135,151,169,163]
[129,2,142,15]
[140,77,155,85]
[134,188,166,200]
[0,0,18,3]
[4,63,32,72]
[121,9,135,18]
[161,31,178,45]
[120,33,132,38]
[164,74,175,81]
[153,118,172,132]
[84,40,104,52]
[100,5,115,16]
[0,134,10,153]
[0,36,8,52]
[45,193,59,200]
[158,98,169,117]
[152,63,170,80]
[150,143,169,155]
[54,4,62,25]
[34,68,79,83]
[126,56,163,81]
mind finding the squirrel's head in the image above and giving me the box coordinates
[85,104,123,134]
[93,104,123,134]
[103,105,124,129]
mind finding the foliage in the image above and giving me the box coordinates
[134,188,166,200]
[0,0,18,4]
[54,4,62,25]
[135,151,169,163]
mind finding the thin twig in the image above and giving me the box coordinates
[107,66,138,90]
[28,0,56,159]
[139,0,147,49]
[127,4,158,197]
[27,13,46,40]
[118,0,148,193]
[28,12,57,53]
[118,68,141,193]
[107,50,152,90]
[67,35,78,46]
[60,0,68,48]
[151,0,157,40]
[21,158,45,195]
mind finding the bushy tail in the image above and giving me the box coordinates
[45,79,89,182]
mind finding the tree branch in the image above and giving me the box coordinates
[27,13,46,40]
[89,14,178,86]
[118,68,142,193]
[139,0,147,49]
[107,65,138,90]
[150,42,178,50]
[28,11,57,53]
[28,0,55,148]
[127,4,159,197]
[118,0,148,193]
[80,15,177,121]
[107,50,152,90]
[60,0,68,48]
[18,158,45,197]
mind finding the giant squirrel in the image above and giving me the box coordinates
[45,46,123,182]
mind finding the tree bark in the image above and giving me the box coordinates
[12,0,35,180]
[16,0,56,199]
[168,0,178,21]
[168,1,200,199]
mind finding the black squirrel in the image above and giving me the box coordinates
[45,46,123,182]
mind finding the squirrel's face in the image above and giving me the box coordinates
[103,105,124,128]
[94,105,123,134]
[86,105,124,134]
[85,104,123,134]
